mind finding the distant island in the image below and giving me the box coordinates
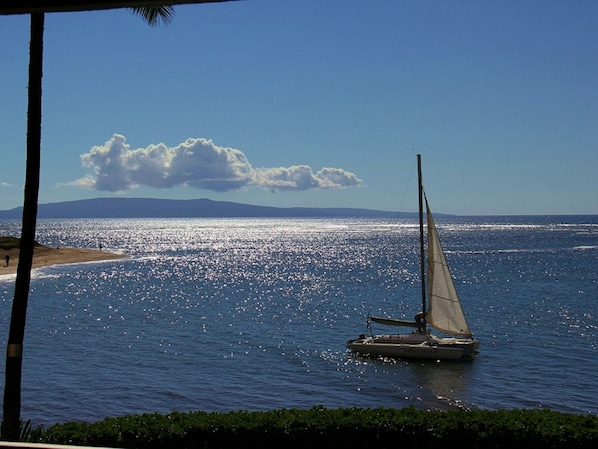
[0,197,414,219]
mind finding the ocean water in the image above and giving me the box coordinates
[0,216,596,427]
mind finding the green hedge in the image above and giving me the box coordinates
[35,407,597,449]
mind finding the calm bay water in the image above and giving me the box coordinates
[1,216,597,426]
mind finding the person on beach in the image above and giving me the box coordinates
[4,255,9,267]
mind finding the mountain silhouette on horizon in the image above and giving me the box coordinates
[0,197,410,219]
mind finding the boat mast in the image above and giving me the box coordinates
[417,154,427,322]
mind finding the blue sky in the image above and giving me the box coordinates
[1,0,597,215]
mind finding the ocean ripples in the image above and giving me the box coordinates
[1,217,597,424]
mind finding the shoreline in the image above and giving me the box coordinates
[1,245,128,276]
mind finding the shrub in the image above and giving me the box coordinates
[35,407,598,449]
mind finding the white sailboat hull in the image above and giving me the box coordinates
[347,333,478,360]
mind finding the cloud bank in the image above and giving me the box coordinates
[77,134,363,193]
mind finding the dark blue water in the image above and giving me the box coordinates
[0,216,596,427]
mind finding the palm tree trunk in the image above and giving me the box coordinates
[1,7,171,440]
[1,12,44,441]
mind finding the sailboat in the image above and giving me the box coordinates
[347,154,479,360]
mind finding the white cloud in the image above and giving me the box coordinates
[77,134,363,193]
[254,166,363,191]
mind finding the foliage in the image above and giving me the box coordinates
[130,5,175,26]
[0,236,22,250]
[0,419,43,441]
[0,236,43,250]
[35,407,598,449]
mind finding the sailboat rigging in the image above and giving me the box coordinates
[347,154,479,360]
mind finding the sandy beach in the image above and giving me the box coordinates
[1,244,127,276]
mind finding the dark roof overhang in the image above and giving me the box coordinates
[0,1,235,15]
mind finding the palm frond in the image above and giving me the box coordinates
[131,6,175,27]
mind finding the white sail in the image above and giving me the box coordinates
[425,198,471,337]
[346,155,478,360]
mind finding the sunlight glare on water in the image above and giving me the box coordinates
[0,216,596,425]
